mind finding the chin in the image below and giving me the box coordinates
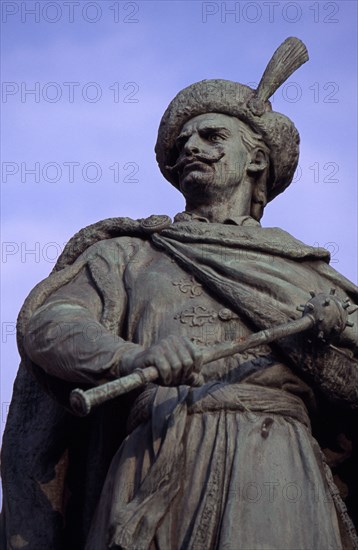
[179,172,214,194]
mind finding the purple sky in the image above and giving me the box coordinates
[1,0,357,447]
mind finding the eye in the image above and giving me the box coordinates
[176,137,187,151]
[207,132,223,143]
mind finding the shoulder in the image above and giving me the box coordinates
[257,226,330,261]
[55,215,172,271]
[84,235,150,265]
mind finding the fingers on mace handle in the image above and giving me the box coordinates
[70,364,204,416]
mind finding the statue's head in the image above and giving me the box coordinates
[155,38,308,221]
[170,111,271,220]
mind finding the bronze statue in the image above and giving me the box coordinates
[2,38,358,550]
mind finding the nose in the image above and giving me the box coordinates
[183,133,201,155]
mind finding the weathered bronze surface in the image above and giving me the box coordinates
[2,37,358,550]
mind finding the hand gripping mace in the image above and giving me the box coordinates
[70,290,354,416]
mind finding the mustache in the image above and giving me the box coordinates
[165,152,224,175]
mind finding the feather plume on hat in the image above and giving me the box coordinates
[155,37,308,203]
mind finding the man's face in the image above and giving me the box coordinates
[175,113,249,201]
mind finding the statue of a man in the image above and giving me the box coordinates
[2,38,358,550]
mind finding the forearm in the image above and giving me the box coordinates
[24,301,142,385]
[308,347,358,408]
[293,339,358,409]
[288,292,358,408]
